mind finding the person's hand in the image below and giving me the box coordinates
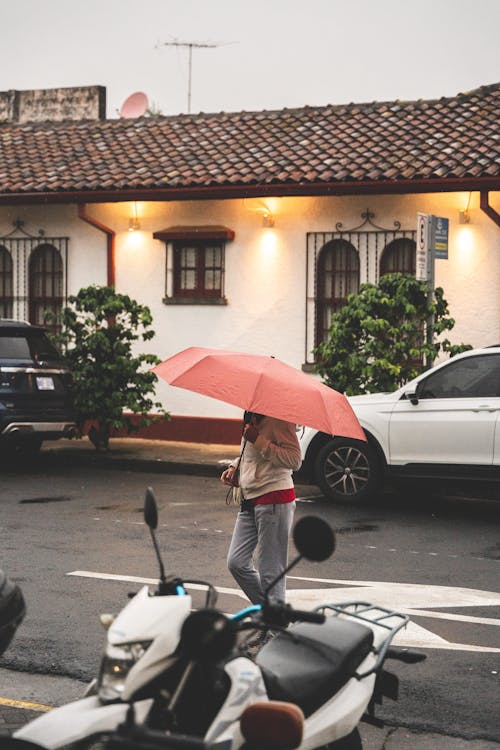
[243,423,259,443]
[221,467,237,486]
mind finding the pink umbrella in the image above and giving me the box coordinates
[153,347,365,441]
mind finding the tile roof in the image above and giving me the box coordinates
[0,84,498,199]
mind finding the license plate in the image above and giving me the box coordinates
[36,376,55,391]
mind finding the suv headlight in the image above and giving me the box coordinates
[98,641,151,702]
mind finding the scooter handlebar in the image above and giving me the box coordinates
[261,602,326,626]
[286,608,326,624]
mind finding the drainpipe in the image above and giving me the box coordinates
[480,191,500,228]
[77,204,116,287]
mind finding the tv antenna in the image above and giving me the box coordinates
[157,38,235,113]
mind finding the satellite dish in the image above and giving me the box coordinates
[120,91,149,118]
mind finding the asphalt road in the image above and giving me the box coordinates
[1,464,499,741]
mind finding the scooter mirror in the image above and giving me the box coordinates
[293,516,335,562]
[240,701,304,749]
[144,487,158,530]
[179,609,237,663]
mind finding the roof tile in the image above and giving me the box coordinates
[0,84,498,196]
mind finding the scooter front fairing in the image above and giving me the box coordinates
[14,696,153,749]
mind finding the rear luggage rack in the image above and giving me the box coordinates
[314,601,409,678]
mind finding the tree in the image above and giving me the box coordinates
[314,273,471,395]
[52,286,169,449]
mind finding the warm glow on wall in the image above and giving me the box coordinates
[123,228,146,250]
[259,228,278,260]
[455,226,475,262]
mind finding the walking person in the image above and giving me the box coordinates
[221,412,302,605]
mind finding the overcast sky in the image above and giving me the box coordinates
[1,0,499,118]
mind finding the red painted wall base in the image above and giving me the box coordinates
[110,414,243,445]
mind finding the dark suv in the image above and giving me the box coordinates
[0,320,76,454]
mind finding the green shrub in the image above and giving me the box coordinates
[51,285,169,449]
[314,273,471,395]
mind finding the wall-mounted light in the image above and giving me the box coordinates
[262,210,275,228]
[128,201,141,232]
[459,193,472,224]
[244,198,276,228]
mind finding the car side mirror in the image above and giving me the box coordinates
[405,390,419,406]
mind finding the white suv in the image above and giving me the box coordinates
[299,347,500,502]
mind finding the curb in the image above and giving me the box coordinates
[43,452,226,477]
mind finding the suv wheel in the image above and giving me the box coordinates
[314,438,381,503]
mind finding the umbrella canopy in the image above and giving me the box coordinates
[153,347,365,441]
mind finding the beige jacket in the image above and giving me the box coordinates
[231,417,302,500]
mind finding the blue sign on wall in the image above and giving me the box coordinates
[431,216,449,259]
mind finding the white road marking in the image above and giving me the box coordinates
[68,570,500,653]
[68,571,240,597]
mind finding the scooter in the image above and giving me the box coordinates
[7,700,305,750]
[15,489,425,750]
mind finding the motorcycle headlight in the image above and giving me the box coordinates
[98,641,151,703]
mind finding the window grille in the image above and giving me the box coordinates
[380,237,416,276]
[0,221,68,327]
[306,211,416,364]
[0,245,13,318]
[316,239,359,346]
[29,243,64,331]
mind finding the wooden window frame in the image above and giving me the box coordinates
[173,240,225,300]
[156,226,233,306]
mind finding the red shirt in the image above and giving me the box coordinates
[252,488,296,506]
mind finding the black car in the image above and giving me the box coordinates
[0,320,76,454]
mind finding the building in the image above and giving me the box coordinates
[0,84,498,442]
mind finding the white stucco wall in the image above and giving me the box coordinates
[1,191,498,420]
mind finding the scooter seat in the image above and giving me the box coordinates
[256,616,374,717]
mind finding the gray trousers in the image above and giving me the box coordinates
[227,501,296,604]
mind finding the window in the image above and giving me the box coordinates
[154,225,234,305]
[380,237,416,276]
[0,330,61,360]
[173,241,224,298]
[28,243,63,330]
[0,245,13,318]
[316,239,359,346]
[417,354,500,399]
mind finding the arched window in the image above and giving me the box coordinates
[380,237,416,276]
[381,237,423,365]
[316,239,359,346]
[0,245,13,318]
[29,244,63,330]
